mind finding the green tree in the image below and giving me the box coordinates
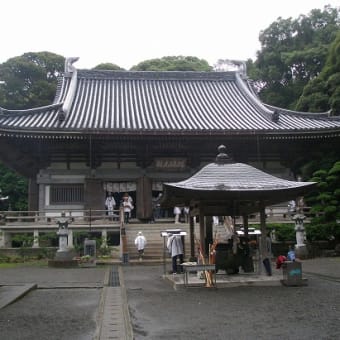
[0,52,64,210]
[130,56,212,71]
[0,51,64,109]
[297,31,340,115]
[253,6,340,109]
[93,63,125,71]
[0,163,28,210]
[306,160,340,241]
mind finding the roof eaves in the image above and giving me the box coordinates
[0,103,63,117]
[264,104,337,120]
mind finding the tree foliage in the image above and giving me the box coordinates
[130,56,212,71]
[0,163,28,211]
[296,31,340,115]
[93,63,125,71]
[305,160,340,241]
[253,5,340,109]
[0,51,64,109]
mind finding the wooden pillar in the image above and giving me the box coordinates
[205,216,213,256]
[120,206,128,263]
[189,215,195,261]
[259,200,272,275]
[199,210,205,256]
[242,214,249,238]
[136,176,152,220]
[259,202,267,258]
[84,178,104,211]
[28,177,39,212]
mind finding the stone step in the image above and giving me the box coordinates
[123,222,192,259]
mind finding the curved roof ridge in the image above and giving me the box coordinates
[0,102,62,117]
[234,72,276,121]
[76,69,237,81]
[264,104,338,120]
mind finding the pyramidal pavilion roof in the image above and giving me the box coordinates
[0,58,340,138]
[161,145,316,213]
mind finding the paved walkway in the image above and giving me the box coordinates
[1,257,339,339]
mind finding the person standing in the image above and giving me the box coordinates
[287,199,296,216]
[183,207,190,223]
[287,246,296,261]
[122,193,134,224]
[167,233,184,274]
[174,206,181,224]
[134,231,147,261]
[105,193,116,219]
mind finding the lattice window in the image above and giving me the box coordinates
[50,184,84,204]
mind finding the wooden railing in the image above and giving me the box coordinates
[0,209,122,226]
[0,205,316,227]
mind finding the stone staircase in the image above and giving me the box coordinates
[125,222,192,261]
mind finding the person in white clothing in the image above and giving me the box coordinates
[167,233,184,274]
[174,206,181,224]
[134,231,147,261]
[122,193,134,224]
[105,193,116,218]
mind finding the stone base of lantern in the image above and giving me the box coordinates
[48,249,78,268]
[294,244,308,259]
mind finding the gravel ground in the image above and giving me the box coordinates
[124,260,340,340]
[0,259,339,340]
[0,265,107,340]
[0,288,101,340]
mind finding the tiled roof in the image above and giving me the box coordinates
[0,69,340,137]
[166,162,313,191]
[162,148,316,208]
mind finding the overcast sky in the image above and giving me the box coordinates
[1,0,339,70]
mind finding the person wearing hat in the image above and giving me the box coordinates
[134,231,147,261]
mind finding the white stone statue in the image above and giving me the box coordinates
[293,214,306,247]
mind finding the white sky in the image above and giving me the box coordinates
[1,0,339,70]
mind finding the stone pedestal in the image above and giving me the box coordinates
[57,229,68,252]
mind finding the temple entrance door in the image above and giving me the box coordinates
[104,181,137,218]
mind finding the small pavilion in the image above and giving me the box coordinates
[161,145,316,271]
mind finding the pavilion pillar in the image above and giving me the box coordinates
[259,201,272,275]
[189,215,195,261]
[199,210,205,257]
[205,216,213,256]
[242,214,249,238]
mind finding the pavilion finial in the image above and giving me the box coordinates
[215,145,233,164]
